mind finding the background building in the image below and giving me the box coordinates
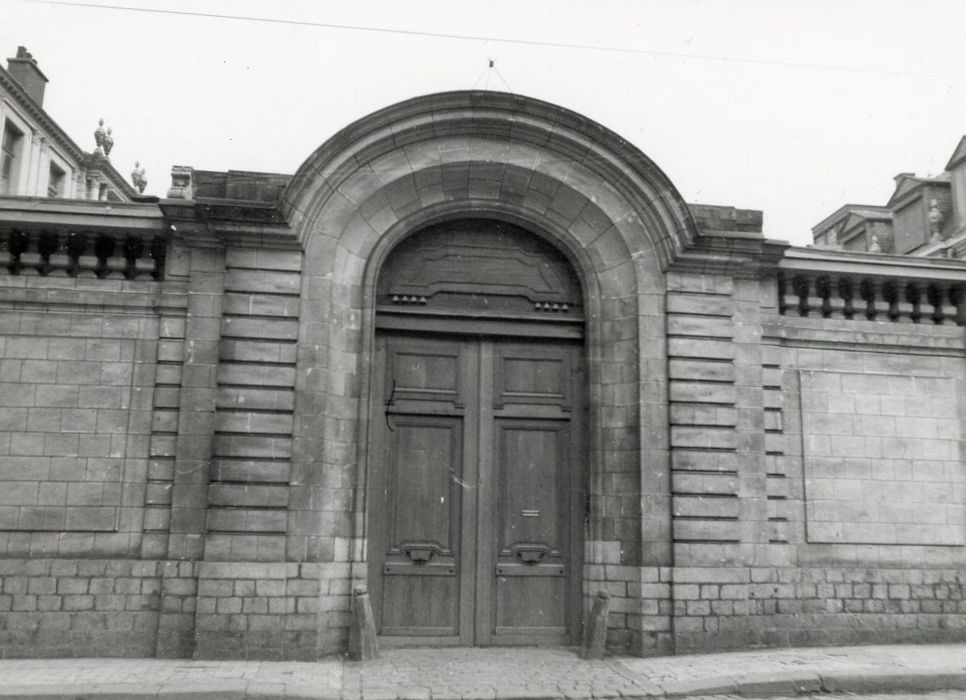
[0,48,964,660]
[0,46,134,201]
[813,136,966,259]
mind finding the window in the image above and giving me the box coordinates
[1,120,24,195]
[47,162,65,197]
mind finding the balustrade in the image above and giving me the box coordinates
[0,229,165,280]
[779,272,965,325]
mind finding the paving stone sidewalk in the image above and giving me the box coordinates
[0,643,964,698]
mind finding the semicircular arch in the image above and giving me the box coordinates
[284,93,674,643]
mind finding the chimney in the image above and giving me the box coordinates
[6,46,48,107]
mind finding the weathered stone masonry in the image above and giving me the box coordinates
[0,92,965,659]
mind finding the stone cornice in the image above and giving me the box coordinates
[158,198,298,249]
[668,232,789,278]
[780,245,966,282]
[0,195,166,232]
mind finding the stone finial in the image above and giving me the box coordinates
[868,234,881,253]
[166,165,193,199]
[929,199,945,242]
[131,161,147,194]
[94,118,106,155]
[103,127,114,157]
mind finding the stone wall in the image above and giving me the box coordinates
[0,278,162,558]
[672,566,966,652]
[657,266,966,653]
[2,235,965,660]
[0,558,164,657]
[1,91,965,660]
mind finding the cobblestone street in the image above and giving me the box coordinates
[1,643,965,698]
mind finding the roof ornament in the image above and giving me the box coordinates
[103,127,114,157]
[131,161,147,194]
[94,118,107,156]
[867,234,881,253]
[928,199,945,242]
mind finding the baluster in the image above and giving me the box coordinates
[38,231,64,276]
[903,282,923,323]
[859,278,874,320]
[951,286,966,326]
[825,276,847,318]
[93,234,122,278]
[0,236,10,270]
[7,230,29,274]
[792,275,810,316]
[806,275,825,318]
[68,231,96,277]
[18,232,41,276]
[881,280,903,321]
[860,278,889,320]
[922,283,956,326]
[837,277,855,319]
[874,280,893,320]
[779,274,797,316]
[815,276,834,317]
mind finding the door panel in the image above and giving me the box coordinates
[370,333,583,646]
[380,416,462,635]
[490,420,569,640]
[369,337,476,644]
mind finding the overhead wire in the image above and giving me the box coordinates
[11,0,963,80]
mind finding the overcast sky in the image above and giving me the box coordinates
[3,0,965,245]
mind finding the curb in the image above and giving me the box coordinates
[0,685,340,699]
[660,669,966,698]
[3,670,966,699]
[819,670,966,694]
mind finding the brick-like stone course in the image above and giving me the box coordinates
[672,566,966,652]
[192,560,357,659]
[0,558,162,657]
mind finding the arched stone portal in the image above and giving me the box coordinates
[282,91,697,653]
[369,218,586,646]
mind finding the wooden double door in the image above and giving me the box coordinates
[368,331,585,646]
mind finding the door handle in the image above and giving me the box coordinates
[400,542,444,564]
[511,543,552,564]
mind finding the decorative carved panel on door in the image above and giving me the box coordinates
[377,219,583,320]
